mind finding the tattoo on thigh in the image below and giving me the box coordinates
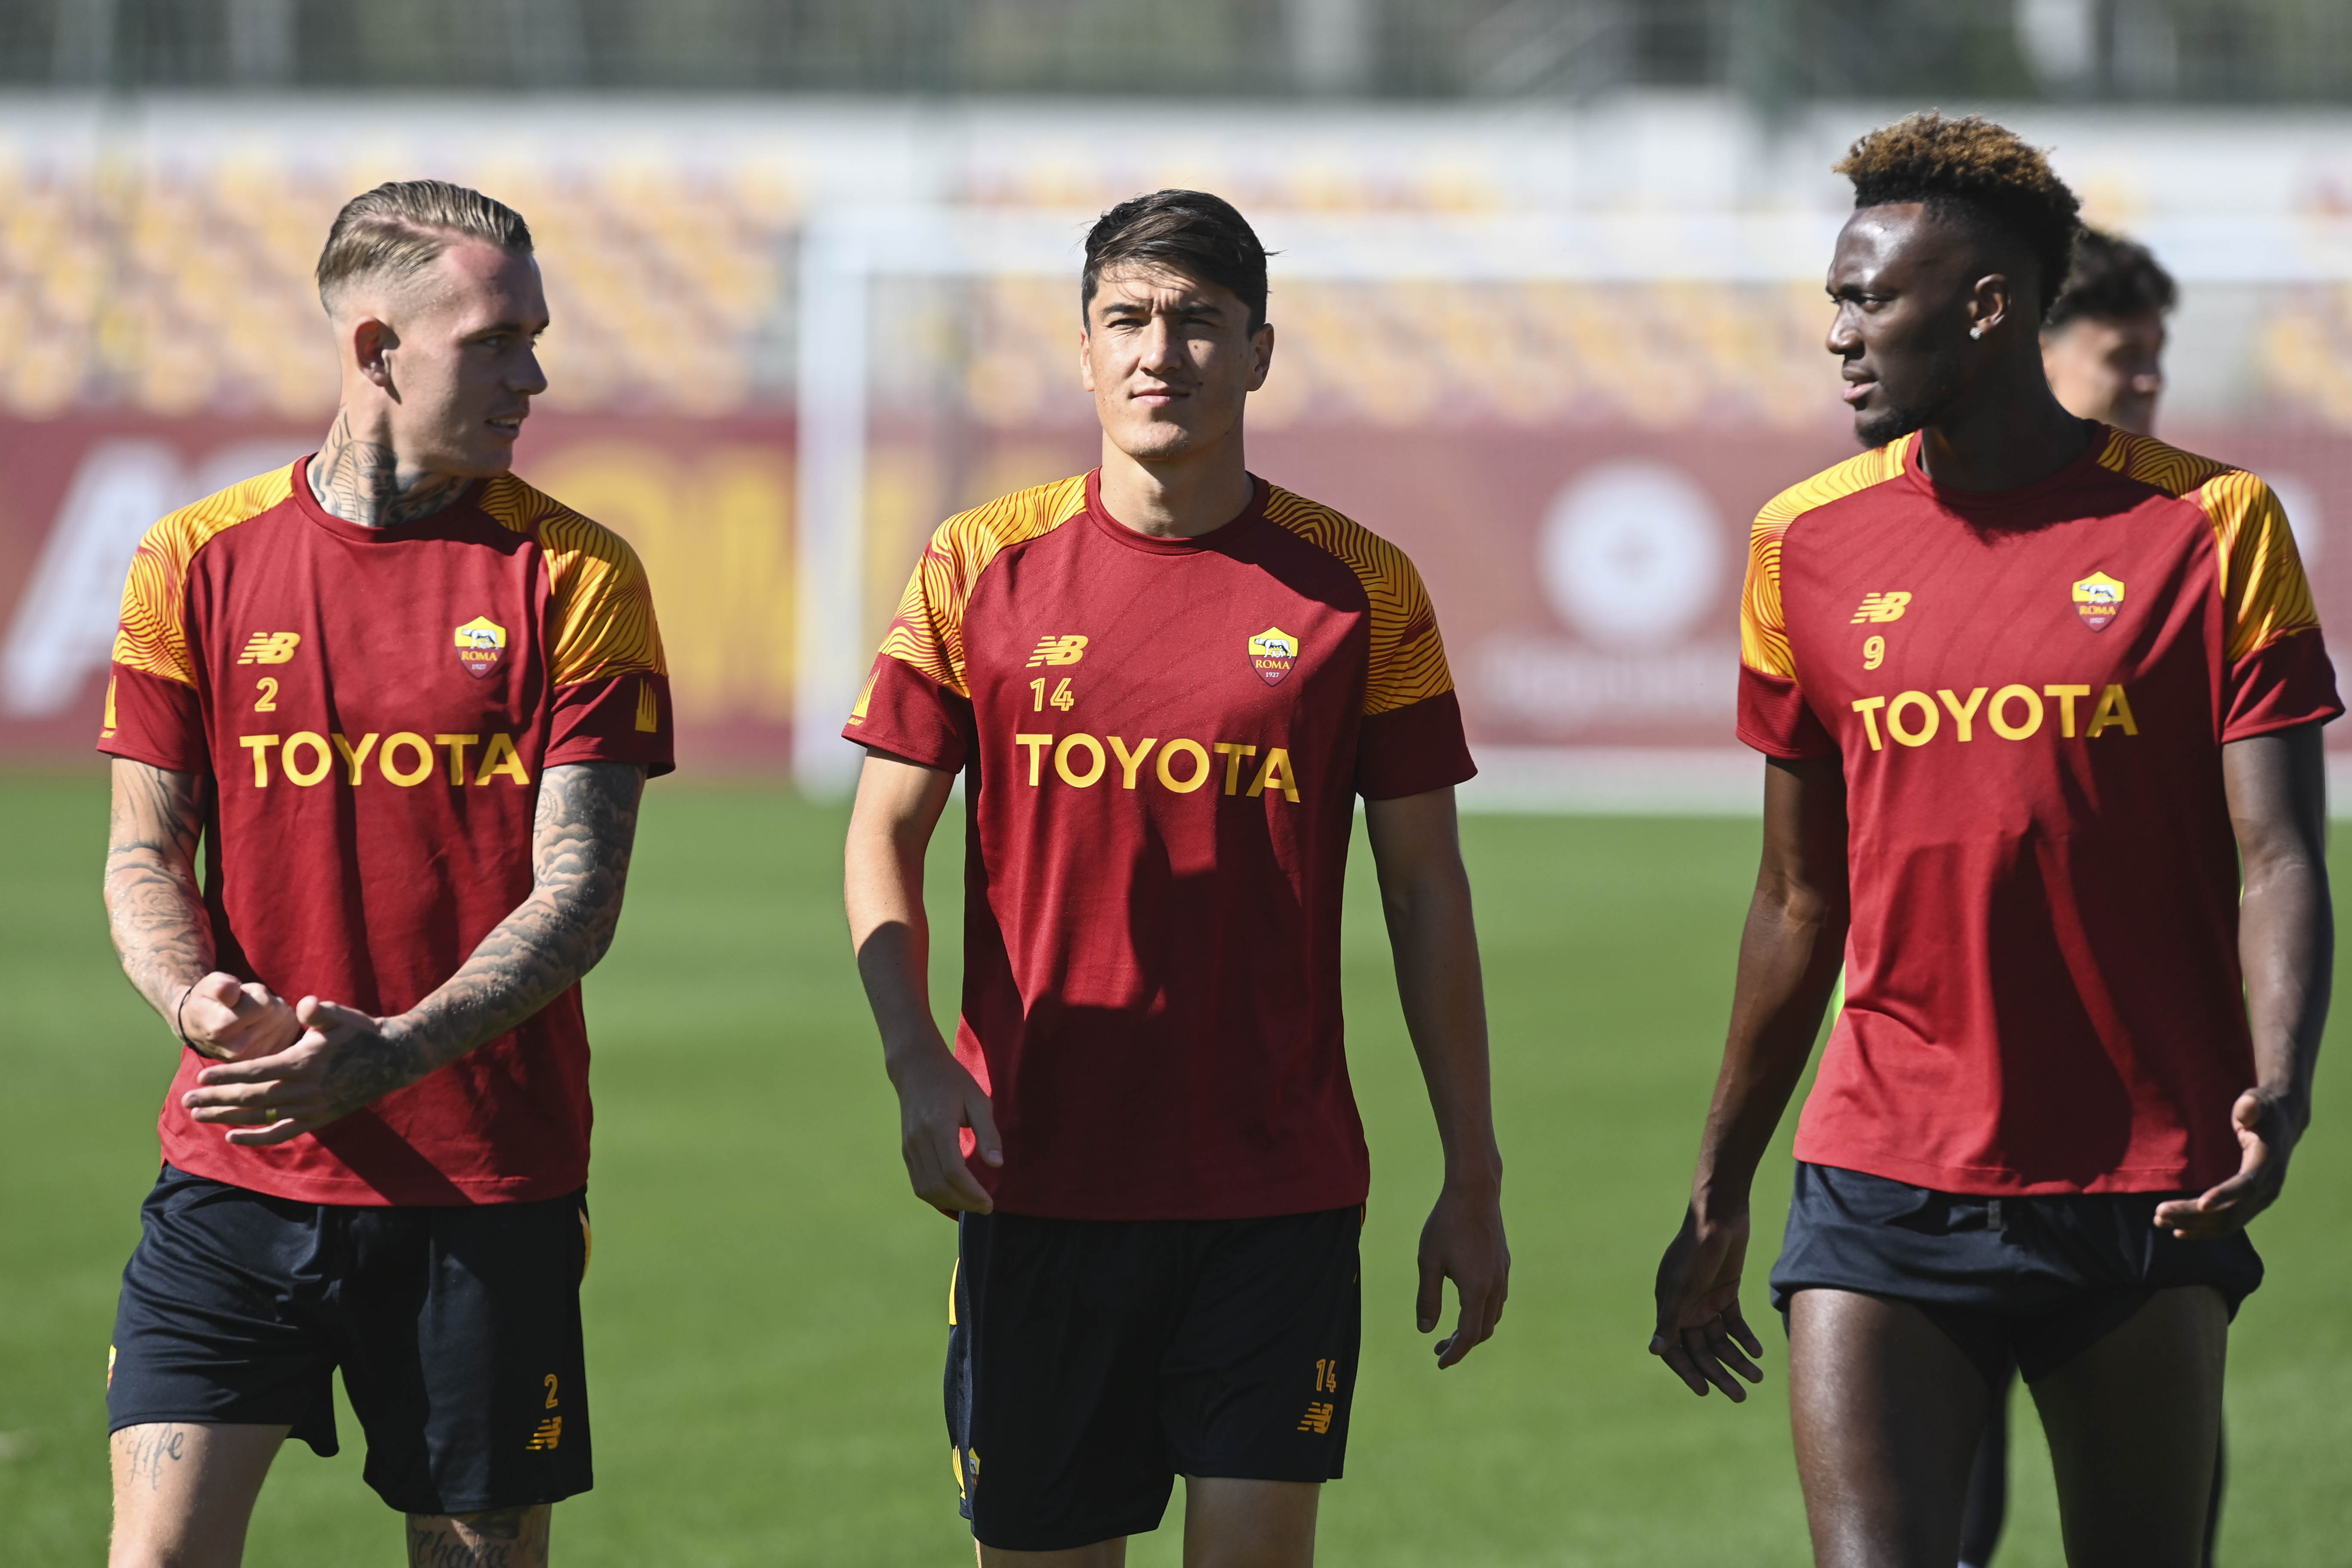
[122,1424,188,1491]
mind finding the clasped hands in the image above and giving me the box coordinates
[172,971,406,1146]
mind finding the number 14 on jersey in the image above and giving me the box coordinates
[1030,678,1075,713]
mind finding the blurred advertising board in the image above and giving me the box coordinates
[5,96,2352,797]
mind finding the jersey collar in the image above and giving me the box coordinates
[1901,420,2115,513]
[1081,469,1272,556]
[289,455,492,544]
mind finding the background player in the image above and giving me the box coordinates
[1647,114,2333,1567]
[2040,228,2176,439]
[100,181,671,1568]
[843,190,1509,1565]
[1960,224,2191,1568]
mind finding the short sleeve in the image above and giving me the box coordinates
[1736,508,1837,758]
[1355,548,1474,799]
[1356,690,1474,800]
[2207,474,2343,742]
[847,654,976,773]
[540,517,675,776]
[99,520,209,772]
[844,543,978,772]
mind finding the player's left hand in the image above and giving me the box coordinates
[182,996,429,1146]
[1418,1179,1509,1369]
[2154,1086,2305,1240]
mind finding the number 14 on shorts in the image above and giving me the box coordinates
[1298,1358,1341,1434]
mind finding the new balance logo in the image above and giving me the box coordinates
[1850,592,1912,624]
[1297,1401,1335,1435]
[1026,634,1088,667]
[525,1416,563,1451]
[237,632,302,664]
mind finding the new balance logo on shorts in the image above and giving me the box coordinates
[1296,1401,1335,1435]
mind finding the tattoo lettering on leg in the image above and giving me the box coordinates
[407,1505,546,1568]
[124,1424,188,1491]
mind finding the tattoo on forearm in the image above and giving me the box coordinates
[309,408,472,529]
[397,762,643,1073]
[120,1424,187,1492]
[319,1021,432,1122]
[103,762,215,1032]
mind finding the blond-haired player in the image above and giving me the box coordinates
[100,181,671,1568]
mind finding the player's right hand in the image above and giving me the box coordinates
[1649,1205,1766,1401]
[173,972,302,1062]
[891,1045,1003,1214]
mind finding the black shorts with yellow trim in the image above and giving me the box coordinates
[946,1205,1361,1553]
[107,1163,593,1516]
[1768,1161,2263,1387]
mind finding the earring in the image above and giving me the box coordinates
[1969,326,1984,339]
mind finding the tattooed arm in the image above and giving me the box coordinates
[104,759,299,1061]
[180,761,647,1145]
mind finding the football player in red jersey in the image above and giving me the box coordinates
[1648,114,2333,1568]
[843,191,1509,1566]
[100,182,671,1568]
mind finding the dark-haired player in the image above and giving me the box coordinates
[2042,228,2176,439]
[844,189,1509,1566]
[1962,225,2194,1568]
[1648,113,2333,1567]
[100,181,670,1568]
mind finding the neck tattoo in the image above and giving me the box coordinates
[309,411,470,528]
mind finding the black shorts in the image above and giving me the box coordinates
[1768,1161,2262,1387]
[946,1205,1361,1553]
[107,1163,593,1516]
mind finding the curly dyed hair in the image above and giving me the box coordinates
[1835,112,2083,320]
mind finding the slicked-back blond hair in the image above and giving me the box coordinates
[315,180,533,312]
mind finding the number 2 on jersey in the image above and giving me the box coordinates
[1029,677,1075,713]
[253,677,279,712]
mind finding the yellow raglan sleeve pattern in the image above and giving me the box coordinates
[482,476,667,685]
[1741,435,1913,679]
[1262,487,1454,716]
[110,464,297,686]
[2200,469,2322,664]
[877,475,1090,698]
[2097,431,2321,663]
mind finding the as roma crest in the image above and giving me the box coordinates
[454,615,507,678]
[2072,572,2125,632]
[1247,627,1299,687]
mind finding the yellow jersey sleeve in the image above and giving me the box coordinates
[111,465,298,687]
[481,475,667,685]
[2200,470,2321,664]
[1262,486,1455,716]
[875,475,1090,699]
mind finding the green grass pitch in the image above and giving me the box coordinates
[4,772,2350,1565]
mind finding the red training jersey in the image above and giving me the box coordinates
[847,472,1475,1220]
[1739,427,2339,1195]
[99,459,674,1207]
